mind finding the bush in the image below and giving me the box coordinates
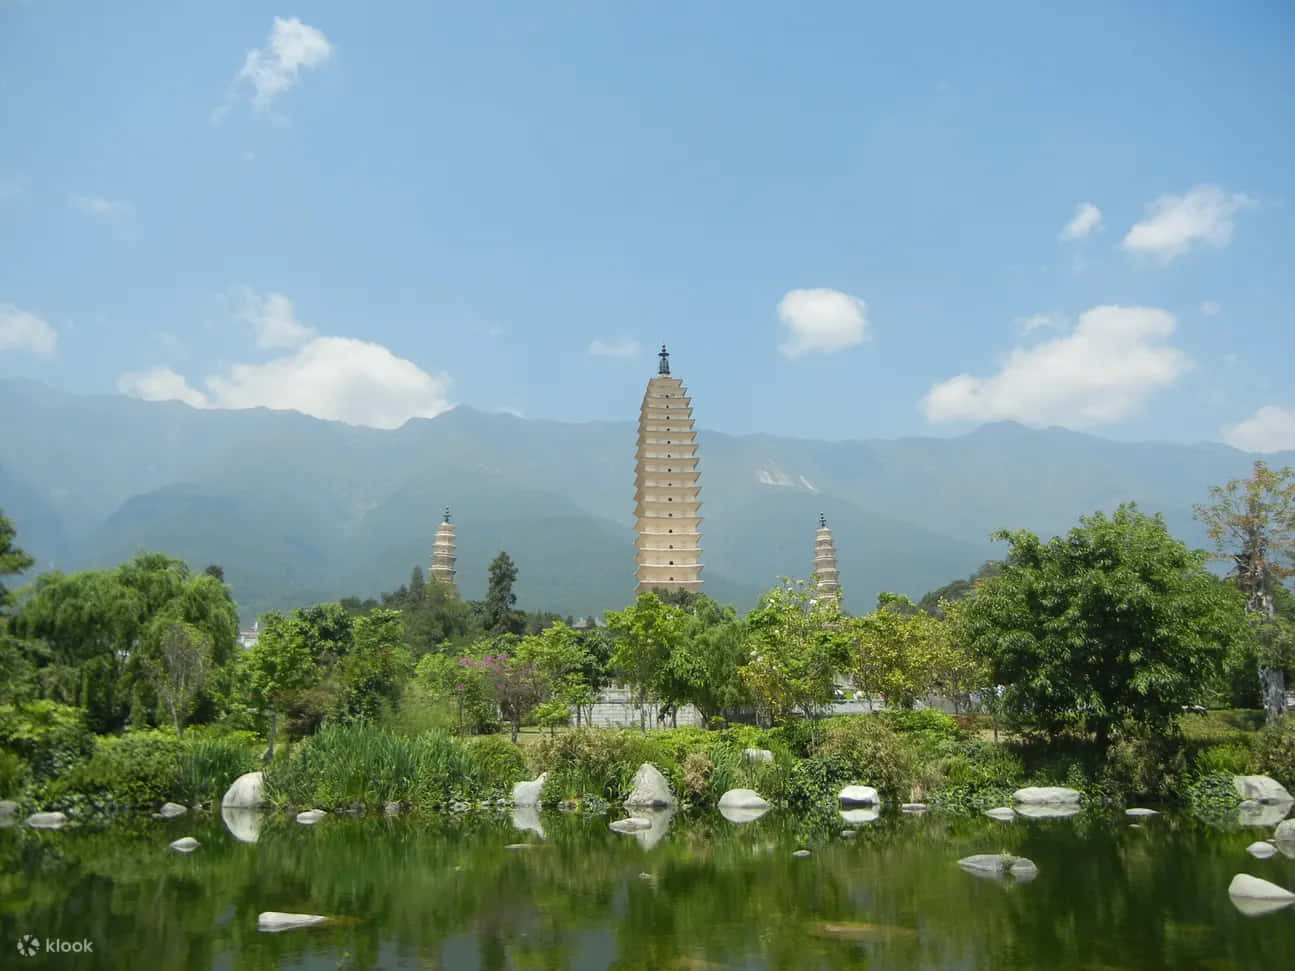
[877,709,964,745]
[0,750,27,795]
[1194,742,1254,777]
[813,716,914,800]
[533,729,675,804]
[1255,715,1295,788]
[1099,732,1188,802]
[44,730,185,811]
[0,701,94,780]
[1186,770,1243,826]
[177,738,256,805]
[464,735,527,791]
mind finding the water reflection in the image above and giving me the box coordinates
[220,805,264,843]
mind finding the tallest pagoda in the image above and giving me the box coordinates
[634,345,703,594]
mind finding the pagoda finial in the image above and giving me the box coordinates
[819,513,827,529]
[443,507,451,524]
[658,344,670,375]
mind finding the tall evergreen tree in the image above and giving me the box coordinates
[484,552,522,635]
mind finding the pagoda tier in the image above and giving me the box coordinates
[812,513,840,606]
[430,507,457,589]
[635,346,703,595]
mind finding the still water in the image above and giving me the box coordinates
[2,806,1292,970]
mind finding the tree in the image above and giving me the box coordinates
[240,611,317,758]
[202,564,225,582]
[461,652,543,742]
[663,596,749,725]
[0,509,37,704]
[1195,460,1295,722]
[335,608,412,721]
[739,579,851,740]
[956,504,1249,748]
[606,593,687,731]
[0,508,35,608]
[917,562,1004,618]
[484,552,524,635]
[849,592,949,709]
[147,619,213,736]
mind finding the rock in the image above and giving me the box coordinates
[159,802,187,819]
[1232,775,1293,805]
[221,806,263,843]
[718,789,770,810]
[623,763,676,808]
[221,772,266,809]
[957,853,1038,881]
[384,801,403,816]
[901,803,928,813]
[1125,808,1159,818]
[1275,819,1295,842]
[631,807,677,849]
[1238,800,1293,828]
[742,748,774,763]
[1227,873,1295,917]
[25,811,68,829]
[1247,841,1278,859]
[719,803,770,824]
[984,807,1016,822]
[511,806,544,838]
[792,849,811,858]
[609,816,652,833]
[511,772,548,807]
[839,808,880,825]
[1013,786,1081,806]
[1015,804,1081,820]
[257,912,330,933]
[168,837,200,853]
[296,809,327,825]
[838,785,880,807]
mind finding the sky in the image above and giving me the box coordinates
[2,1,1294,450]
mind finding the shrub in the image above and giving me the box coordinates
[1186,770,1243,826]
[176,738,256,805]
[1099,732,1188,802]
[1194,742,1254,777]
[533,729,675,804]
[464,735,526,791]
[1255,715,1295,788]
[813,715,914,800]
[877,708,964,744]
[0,750,27,795]
[682,750,714,799]
[0,701,94,780]
[45,730,185,810]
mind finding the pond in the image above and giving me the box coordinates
[1,806,1293,970]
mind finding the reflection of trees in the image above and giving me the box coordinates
[1,810,1293,969]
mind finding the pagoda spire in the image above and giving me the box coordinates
[634,345,702,594]
[812,513,840,608]
[430,506,457,589]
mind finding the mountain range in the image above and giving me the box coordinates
[0,378,1288,624]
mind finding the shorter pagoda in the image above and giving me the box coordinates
[812,513,840,608]
[430,507,457,589]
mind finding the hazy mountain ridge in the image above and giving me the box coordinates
[1,380,1289,623]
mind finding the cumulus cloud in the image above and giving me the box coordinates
[68,194,133,218]
[217,17,332,120]
[1059,202,1101,241]
[587,338,642,358]
[0,304,57,354]
[236,290,315,348]
[117,338,452,429]
[1221,406,1295,453]
[1122,185,1253,262]
[1018,312,1067,335]
[921,305,1192,427]
[1200,300,1222,316]
[117,366,208,409]
[777,288,870,358]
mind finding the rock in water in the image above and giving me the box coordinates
[1227,874,1295,916]
[168,837,200,853]
[25,811,67,829]
[984,807,1016,822]
[1246,842,1277,859]
[1013,786,1081,806]
[1232,775,1293,805]
[296,809,327,825]
[221,772,266,809]
[839,808,880,825]
[609,817,652,833]
[792,849,811,858]
[384,801,403,816]
[1125,808,1159,818]
[717,789,770,810]
[623,764,676,808]
[221,806,264,844]
[838,785,880,806]
[901,803,929,813]
[257,912,330,933]
[159,802,187,819]
[511,806,544,838]
[1015,805,1080,820]
[511,773,547,807]
[957,854,1038,881]
[1274,819,1295,843]
[743,748,774,763]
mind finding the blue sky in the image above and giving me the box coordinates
[2,1,1293,449]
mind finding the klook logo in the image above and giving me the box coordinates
[16,934,93,957]
[16,935,40,957]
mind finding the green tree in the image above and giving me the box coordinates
[0,509,37,704]
[335,608,413,721]
[239,611,318,758]
[484,552,524,636]
[0,508,35,608]
[739,579,851,740]
[605,593,687,731]
[849,592,948,709]
[664,595,749,725]
[403,580,475,655]
[957,504,1249,748]
[1194,460,1295,722]
[146,619,213,736]
[917,561,1004,618]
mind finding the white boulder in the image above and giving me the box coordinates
[296,809,327,825]
[1227,873,1295,910]
[221,806,263,844]
[838,785,880,807]
[1232,775,1293,805]
[623,763,676,808]
[1238,800,1292,828]
[25,811,67,829]
[718,789,770,810]
[258,912,330,933]
[511,772,547,807]
[1246,841,1277,859]
[159,802,188,819]
[984,807,1016,822]
[511,806,544,838]
[609,816,652,833]
[742,748,774,763]
[1015,804,1080,820]
[839,808,880,825]
[1013,786,1081,806]
[221,771,266,809]
[1274,818,1295,843]
[169,837,200,853]
[901,803,929,813]
[1125,808,1159,818]
[957,854,1038,881]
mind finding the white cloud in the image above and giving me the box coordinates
[1200,300,1222,316]
[0,304,57,354]
[1018,312,1067,335]
[1222,406,1295,453]
[1122,185,1253,262]
[587,338,642,358]
[921,305,1192,427]
[118,338,453,429]
[236,290,315,348]
[1059,202,1102,241]
[68,194,133,218]
[777,288,870,358]
[117,366,208,409]
[219,17,332,119]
